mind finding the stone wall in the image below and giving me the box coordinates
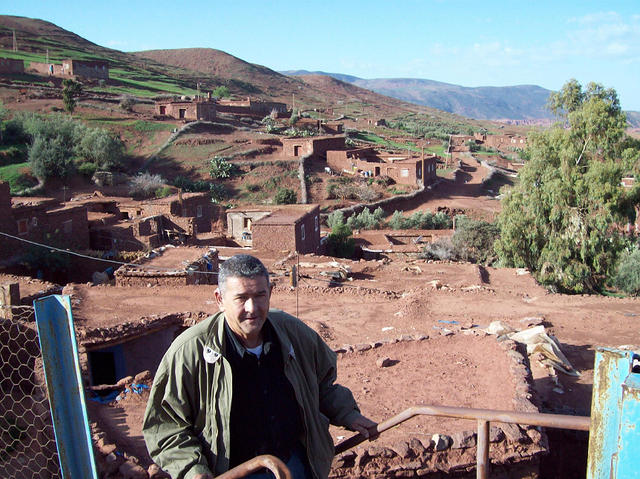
[0,57,24,74]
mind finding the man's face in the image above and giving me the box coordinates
[215,275,272,347]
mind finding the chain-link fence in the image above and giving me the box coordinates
[0,305,61,479]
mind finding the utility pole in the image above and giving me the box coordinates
[12,29,17,51]
[46,48,49,64]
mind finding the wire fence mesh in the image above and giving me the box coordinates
[0,305,61,479]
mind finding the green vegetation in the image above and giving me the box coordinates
[129,172,166,198]
[611,247,640,296]
[213,85,230,98]
[388,113,475,141]
[274,187,297,204]
[0,162,37,192]
[209,156,237,179]
[496,80,640,293]
[324,211,355,258]
[452,215,499,264]
[62,78,82,114]
[387,210,452,230]
[344,207,385,230]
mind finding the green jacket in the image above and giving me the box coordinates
[143,310,361,479]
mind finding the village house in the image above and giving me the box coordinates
[28,58,109,80]
[155,97,216,121]
[215,97,287,117]
[226,204,320,254]
[0,182,90,262]
[85,192,220,251]
[0,57,24,74]
[475,133,528,150]
[281,135,346,159]
[326,147,439,187]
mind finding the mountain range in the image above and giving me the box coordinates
[282,70,555,121]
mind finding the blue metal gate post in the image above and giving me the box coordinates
[587,347,640,479]
[34,294,98,479]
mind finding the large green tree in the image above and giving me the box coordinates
[495,80,640,293]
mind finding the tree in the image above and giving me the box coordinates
[611,247,640,296]
[452,215,499,264]
[495,80,639,293]
[62,79,82,114]
[213,85,230,98]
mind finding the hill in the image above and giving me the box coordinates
[282,70,554,121]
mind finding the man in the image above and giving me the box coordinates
[143,254,375,479]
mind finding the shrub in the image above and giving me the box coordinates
[29,134,76,180]
[209,183,228,203]
[75,127,124,170]
[325,222,355,259]
[274,188,297,204]
[120,96,137,112]
[62,79,82,114]
[209,156,236,179]
[420,237,455,261]
[611,247,640,295]
[452,215,499,264]
[129,172,166,198]
[155,186,173,198]
[326,210,345,230]
[346,207,385,230]
[213,85,230,98]
[172,176,211,192]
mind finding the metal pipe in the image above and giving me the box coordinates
[215,455,292,479]
[477,419,489,479]
[334,404,590,454]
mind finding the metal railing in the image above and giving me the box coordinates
[0,305,61,479]
[335,405,591,479]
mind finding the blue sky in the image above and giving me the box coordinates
[4,0,640,110]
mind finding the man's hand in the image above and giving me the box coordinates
[193,474,214,479]
[349,414,377,439]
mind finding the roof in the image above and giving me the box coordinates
[254,205,318,226]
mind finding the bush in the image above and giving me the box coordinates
[209,183,228,203]
[120,96,137,112]
[611,247,640,295]
[325,222,355,259]
[387,210,452,230]
[274,188,297,204]
[129,172,166,198]
[326,210,345,230]
[75,127,124,170]
[346,207,385,230]
[172,176,211,192]
[452,215,499,264]
[29,134,76,180]
[213,85,230,98]
[420,237,455,261]
[209,156,236,179]
[155,186,173,198]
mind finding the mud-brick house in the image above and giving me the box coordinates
[155,98,216,121]
[227,204,320,254]
[216,97,287,117]
[281,135,346,160]
[0,57,24,74]
[0,183,89,261]
[61,59,109,79]
[326,147,438,187]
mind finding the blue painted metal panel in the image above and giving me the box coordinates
[34,295,98,479]
[586,347,636,479]
[615,371,640,478]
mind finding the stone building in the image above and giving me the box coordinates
[227,204,320,254]
[0,57,24,74]
[29,58,109,80]
[281,135,346,159]
[216,97,287,117]
[0,185,90,262]
[155,98,216,121]
[326,147,439,186]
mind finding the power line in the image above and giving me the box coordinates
[0,230,219,276]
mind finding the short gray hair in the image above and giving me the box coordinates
[218,254,270,295]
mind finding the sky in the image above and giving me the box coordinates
[4,0,640,110]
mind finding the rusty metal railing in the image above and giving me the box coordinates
[215,454,292,479]
[334,405,591,479]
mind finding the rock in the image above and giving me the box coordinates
[451,430,477,449]
[431,434,452,451]
[98,442,117,456]
[116,376,134,387]
[391,441,412,459]
[119,460,148,479]
[355,343,372,352]
[134,370,152,383]
[427,279,443,289]
[409,438,427,455]
[367,445,396,458]
[399,335,414,342]
[490,426,505,442]
[485,320,515,336]
[355,447,369,468]
[499,423,528,443]
[376,357,394,368]
[526,428,544,445]
[333,451,356,468]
